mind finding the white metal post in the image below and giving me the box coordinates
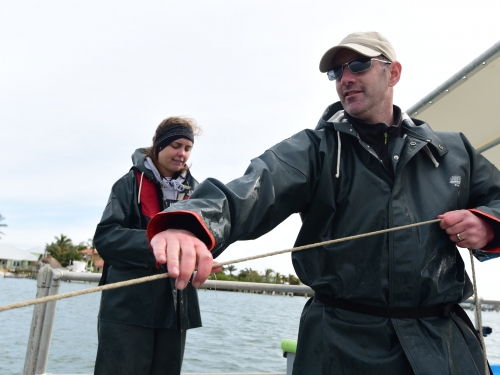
[23,265,53,375]
[35,269,62,375]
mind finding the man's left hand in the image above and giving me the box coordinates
[439,210,495,249]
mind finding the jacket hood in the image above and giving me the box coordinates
[315,102,344,131]
[132,148,147,166]
[131,148,158,183]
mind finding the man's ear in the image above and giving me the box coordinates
[388,61,402,87]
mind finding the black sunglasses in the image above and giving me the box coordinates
[327,57,391,81]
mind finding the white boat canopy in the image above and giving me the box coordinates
[406,40,500,167]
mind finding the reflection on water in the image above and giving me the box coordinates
[1,277,500,374]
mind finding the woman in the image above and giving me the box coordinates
[93,117,202,375]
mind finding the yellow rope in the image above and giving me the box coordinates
[0,218,440,313]
[214,218,441,267]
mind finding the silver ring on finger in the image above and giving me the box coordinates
[456,232,463,242]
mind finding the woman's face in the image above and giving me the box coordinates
[157,137,193,177]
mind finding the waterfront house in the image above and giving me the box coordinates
[0,244,40,271]
[80,248,103,272]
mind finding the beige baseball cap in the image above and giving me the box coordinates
[319,31,397,72]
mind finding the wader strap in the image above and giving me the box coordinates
[454,304,488,349]
[454,305,494,375]
[315,292,457,319]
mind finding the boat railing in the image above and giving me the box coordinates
[23,265,310,375]
[23,265,496,375]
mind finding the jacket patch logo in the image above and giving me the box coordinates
[450,175,461,187]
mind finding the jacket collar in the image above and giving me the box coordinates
[316,102,449,157]
[130,148,198,189]
[401,118,448,157]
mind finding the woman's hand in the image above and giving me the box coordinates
[151,229,215,289]
[439,210,494,249]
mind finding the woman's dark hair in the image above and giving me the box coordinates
[143,116,202,174]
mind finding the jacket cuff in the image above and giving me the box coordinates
[146,210,216,251]
[468,209,500,252]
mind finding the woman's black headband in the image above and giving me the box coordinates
[155,125,194,153]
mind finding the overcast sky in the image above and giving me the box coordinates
[1,1,500,297]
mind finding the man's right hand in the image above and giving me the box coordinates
[150,229,214,290]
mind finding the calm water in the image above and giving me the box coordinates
[1,277,500,374]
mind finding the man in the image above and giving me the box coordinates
[147,32,500,374]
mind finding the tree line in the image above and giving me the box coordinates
[208,265,300,285]
[1,222,300,283]
[0,216,91,268]
[44,234,94,267]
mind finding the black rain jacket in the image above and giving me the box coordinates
[95,149,202,330]
[148,102,500,374]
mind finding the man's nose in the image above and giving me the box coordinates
[340,67,356,85]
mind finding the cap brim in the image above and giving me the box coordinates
[319,43,381,72]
